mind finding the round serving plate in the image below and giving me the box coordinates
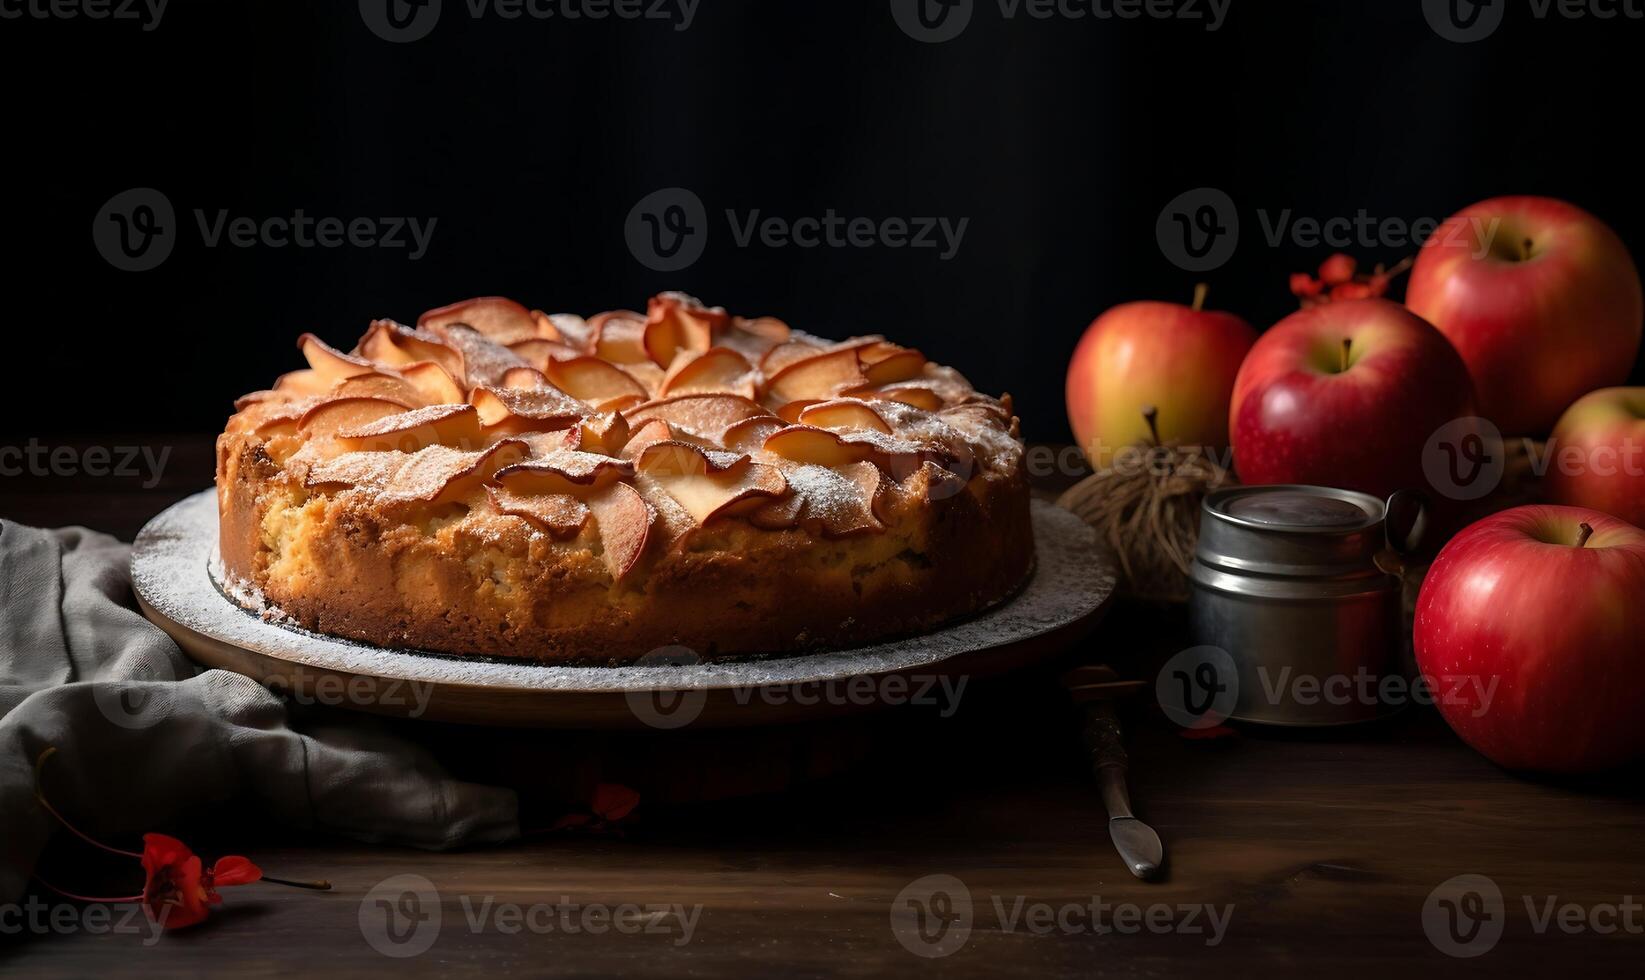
[132,490,1116,729]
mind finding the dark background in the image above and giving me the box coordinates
[3,0,1643,445]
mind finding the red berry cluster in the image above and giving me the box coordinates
[1289,253,1413,309]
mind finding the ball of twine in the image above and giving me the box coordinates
[1057,408,1233,604]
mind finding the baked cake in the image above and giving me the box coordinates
[216,293,1033,662]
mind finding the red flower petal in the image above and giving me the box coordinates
[209,856,263,888]
[590,783,640,822]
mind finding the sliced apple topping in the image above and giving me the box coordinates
[625,393,774,443]
[507,338,585,371]
[797,398,893,435]
[428,323,527,389]
[244,396,326,437]
[762,425,879,467]
[358,320,467,382]
[418,296,538,346]
[642,292,730,367]
[470,384,587,435]
[485,484,589,538]
[297,397,409,438]
[579,410,630,455]
[399,361,466,405]
[516,427,583,458]
[754,461,884,537]
[735,315,791,343]
[840,382,943,412]
[759,338,830,376]
[766,347,868,405]
[545,356,649,411]
[861,347,927,386]
[494,451,635,497]
[330,373,425,408]
[591,312,649,364]
[536,311,593,347]
[300,333,378,384]
[500,366,552,390]
[721,415,787,455]
[585,481,653,582]
[619,418,675,461]
[634,441,786,525]
[658,347,758,399]
[305,440,527,506]
[337,403,483,453]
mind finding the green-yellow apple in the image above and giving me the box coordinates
[1229,298,1474,498]
[1415,505,1645,772]
[1065,287,1255,467]
[1407,196,1643,435]
[1545,387,1645,526]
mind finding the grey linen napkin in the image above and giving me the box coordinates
[0,520,520,904]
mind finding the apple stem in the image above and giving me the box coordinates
[1142,405,1161,446]
[1576,522,1595,548]
[1522,237,1535,261]
[1191,283,1208,312]
[1340,337,1352,373]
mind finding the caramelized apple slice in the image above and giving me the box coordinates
[619,419,674,461]
[735,315,791,343]
[585,481,653,581]
[516,427,583,458]
[303,450,406,491]
[862,348,927,385]
[580,411,630,455]
[383,441,528,505]
[507,338,584,371]
[300,334,378,384]
[501,366,551,390]
[797,399,892,434]
[761,425,878,467]
[635,441,786,525]
[331,373,425,408]
[358,320,466,382]
[243,396,326,437]
[337,403,483,453]
[545,356,649,410]
[758,461,884,537]
[775,400,819,423]
[658,347,757,399]
[766,348,868,404]
[418,296,538,346]
[841,382,943,412]
[271,369,334,398]
[758,339,830,376]
[486,484,589,537]
[297,397,408,438]
[470,384,587,434]
[494,451,635,497]
[534,311,590,346]
[642,292,729,367]
[429,323,527,389]
[591,312,649,363]
[399,362,466,405]
[721,415,787,455]
[625,394,773,443]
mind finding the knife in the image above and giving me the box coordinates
[1063,666,1164,881]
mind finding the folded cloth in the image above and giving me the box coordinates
[0,521,520,904]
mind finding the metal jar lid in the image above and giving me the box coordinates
[1195,484,1389,580]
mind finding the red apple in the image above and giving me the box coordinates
[1066,286,1256,467]
[1545,387,1645,527]
[1414,505,1645,772]
[1407,196,1643,436]
[1229,298,1474,498]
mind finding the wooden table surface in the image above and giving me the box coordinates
[3,436,1642,977]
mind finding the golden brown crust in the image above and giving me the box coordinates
[216,293,1034,663]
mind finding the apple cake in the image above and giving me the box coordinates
[216,292,1033,662]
